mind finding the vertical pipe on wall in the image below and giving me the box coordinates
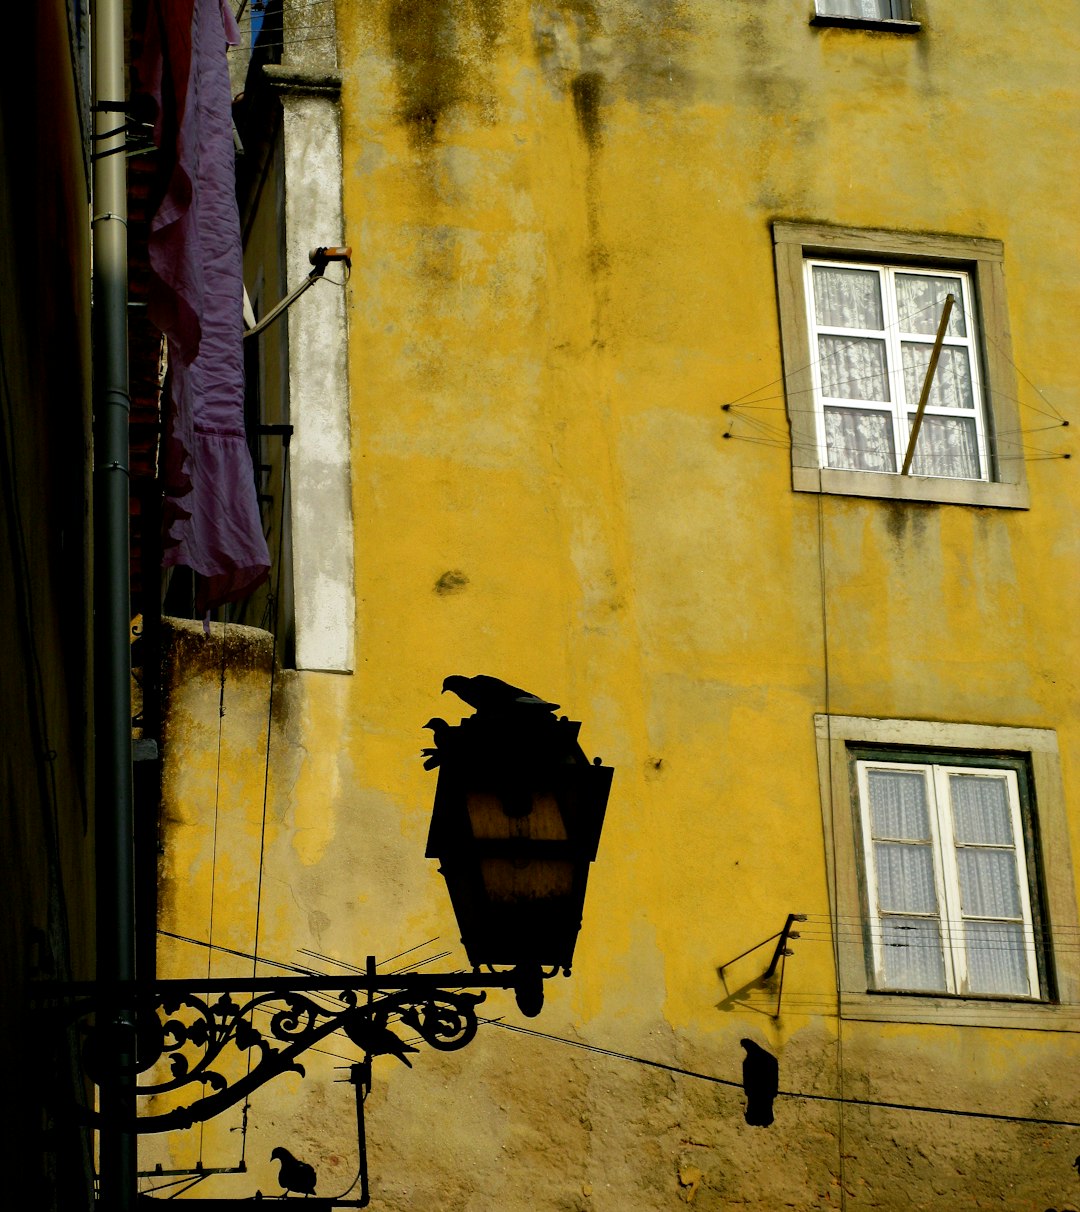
[91,0,136,1206]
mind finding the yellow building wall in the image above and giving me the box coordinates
[144,2,1080,1207]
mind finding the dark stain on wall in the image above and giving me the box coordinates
[434,569,470,595]
[571,70,605,149]
[387,0,504,149]
[387,0,464,148]
[386,0,459,147]
[881,500,933,554]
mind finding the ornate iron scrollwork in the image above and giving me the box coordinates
[61,976,502,1133]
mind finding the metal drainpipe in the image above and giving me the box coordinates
[92,0,137,1206]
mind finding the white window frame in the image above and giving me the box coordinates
[856,759,1041,999]
[805,260,990,482]
[814,717,1080,1029]
[773,223,1029,509]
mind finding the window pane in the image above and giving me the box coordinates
[868,769,930,839]
[901,344,975,410]
[818,336,890,401]
[817,1,900,19]
[950,775,1013,845]
[956,848,1022,919]
[895,274,967,337]
[824,407,896,472]
[965,921,1030,996]
[874,842,938,913]
[908,414,981,479]
[880,917,946,991]
[813,266,884,329]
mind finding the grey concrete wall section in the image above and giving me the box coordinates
[282,90,355,673]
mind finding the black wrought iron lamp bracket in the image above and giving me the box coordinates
[54,963,556,1134]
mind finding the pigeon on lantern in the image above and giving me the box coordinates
[441,675,559,715]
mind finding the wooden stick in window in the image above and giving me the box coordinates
[900,292,955,476]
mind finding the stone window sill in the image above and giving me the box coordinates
[792,466,1030,510]
[841,992,1080,1032]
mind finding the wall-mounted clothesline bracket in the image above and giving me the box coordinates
[243,246,351,340]
[717,913,807,1019]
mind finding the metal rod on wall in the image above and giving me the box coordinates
[901,293,955,475]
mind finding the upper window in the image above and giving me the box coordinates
[807,261,988,480]
[813,1,918,26]
[856,757,1040,998]
[774,223,1029,509]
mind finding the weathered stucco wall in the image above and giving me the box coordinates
[145,2,1080,1207]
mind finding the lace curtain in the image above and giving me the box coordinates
[817,1,900,18]
[865,767,1032,996]
[950,775,1029,995]
[868,770,947,989]
[812,266,981,477]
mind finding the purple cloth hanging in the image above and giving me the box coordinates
[139,0,270,613]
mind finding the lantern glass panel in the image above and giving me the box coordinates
[466,791,568,840]
[480,858,575,903]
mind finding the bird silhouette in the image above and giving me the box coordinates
[421,717,454,768]
[343,1015,421,1067]
[442,674,559,714]
[740,1038,779,1127]
[270,1146,317,1197]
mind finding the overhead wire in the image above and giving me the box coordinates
[237,430,291,1165]
[815,483,847,1209]
[482,1020,1080,1128]
[191,612,231,1171]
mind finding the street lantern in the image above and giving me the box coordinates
[54,678,613,1205]
[425,705,613,1015]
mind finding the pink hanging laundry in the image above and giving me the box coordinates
[139,0,270,614]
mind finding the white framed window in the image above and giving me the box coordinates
[773,223,1029,509]
[856,759,1040,998]
[806,261,988,481]
[814,1,914,21]
[814,717,1080,1030]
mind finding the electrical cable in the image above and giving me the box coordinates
[239,428,291,1163]
[483,1020,1080,1128]
[815,488,848,1209]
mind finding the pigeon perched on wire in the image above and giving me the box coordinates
[270,1146,317,1196]
[740,1038,779,1127]
[343,1015,421,1068]
[442,675,559,715]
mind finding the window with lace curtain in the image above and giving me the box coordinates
[807,261,987,480]
[815,717,1080,1028]
[813,1,917,24]
[773,223,1030,509]
[856,757,1042,998]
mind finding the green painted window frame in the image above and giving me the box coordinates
[814,716,1079,1030]
[773,222,1029,509]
